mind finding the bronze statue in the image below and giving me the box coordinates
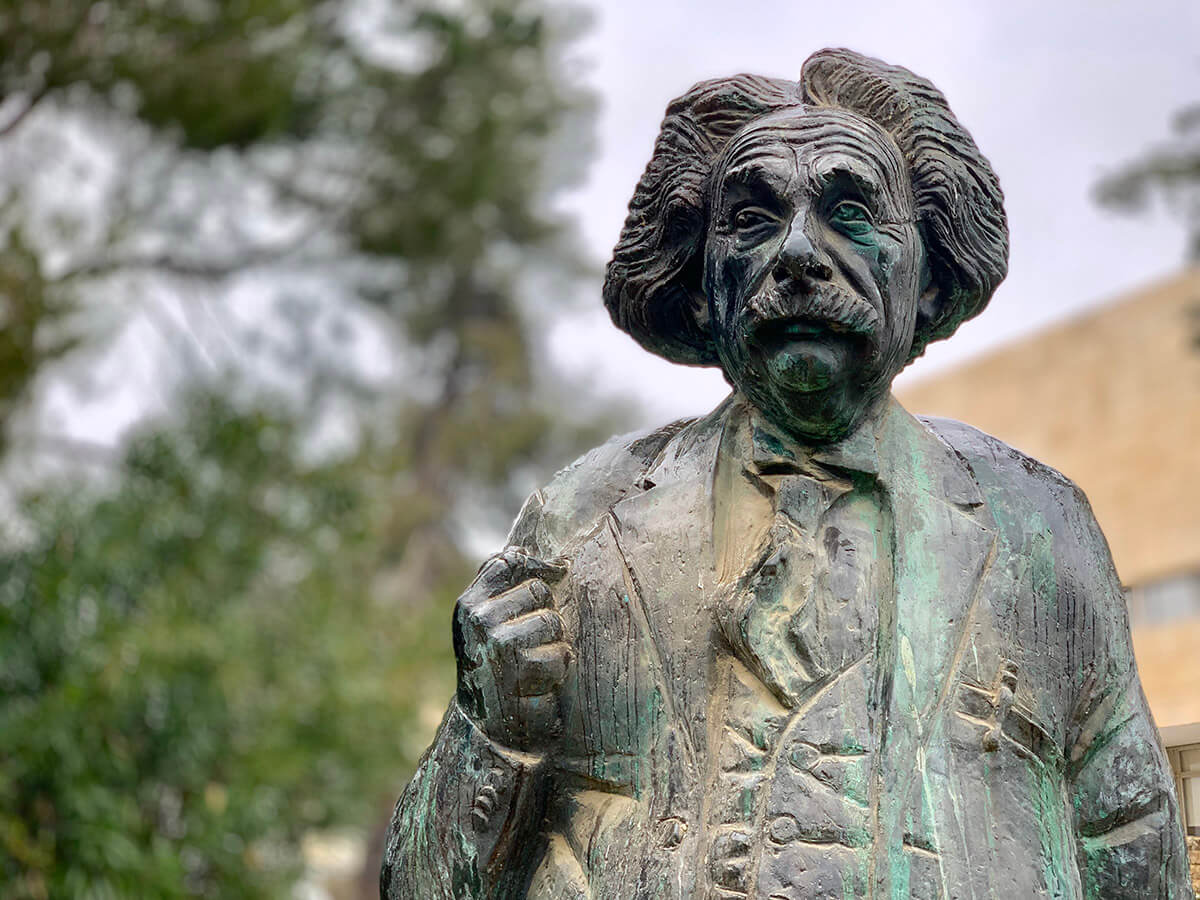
[382,48,1194,898]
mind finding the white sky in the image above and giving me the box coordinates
[547,0,1200,425]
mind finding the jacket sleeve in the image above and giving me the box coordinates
[1062,484,1194,898]
[379,490,561,900]
[380,699,548,900]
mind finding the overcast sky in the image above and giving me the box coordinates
[547,0,1199,425]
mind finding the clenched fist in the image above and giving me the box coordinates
[453,550,572,753]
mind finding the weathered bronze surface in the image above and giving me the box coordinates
[381,49,1194,898]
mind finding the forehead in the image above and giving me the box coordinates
[715,107,910,204]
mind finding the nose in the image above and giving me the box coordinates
[775,211,832,283]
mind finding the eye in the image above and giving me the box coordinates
[730,207,777,234]
[829,201,875,236]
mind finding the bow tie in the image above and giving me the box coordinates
[747,419,880,482]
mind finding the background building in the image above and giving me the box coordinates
[898,267,1200,875]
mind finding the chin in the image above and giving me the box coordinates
[741,372,864,444]
[720,334,895,441]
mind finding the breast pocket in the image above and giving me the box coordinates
[933,667,1080,898]
[950,661,1057,768]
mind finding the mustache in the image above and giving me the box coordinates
[742,284,880,338]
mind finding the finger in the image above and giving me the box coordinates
[473,580,553,629]
[466,554,523,604]
[527,555,569,585]
[469,552,568,602]
[516,642,573,696]
[492,608,564,648]
[495,552,567,588]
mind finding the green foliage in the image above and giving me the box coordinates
[1095,101,1200,262]
[0,393,467,898]
[0,0,596,436]
[340,5,593,264]
[0,0,327,149]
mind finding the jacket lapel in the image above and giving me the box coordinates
[873,401,997,894]
[605,400,730,775]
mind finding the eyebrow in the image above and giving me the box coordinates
[815,163,882,203]
[719,160,790,195]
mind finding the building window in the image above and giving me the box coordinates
[1169,743,1200,836]
[1126,571,1200,626]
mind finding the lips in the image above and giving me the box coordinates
[752,316,842,344]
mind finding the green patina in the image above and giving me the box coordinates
[1030,524,1056,611]
[843,755,868,805]
[741,785,756,820]
[1030,765,1071,898]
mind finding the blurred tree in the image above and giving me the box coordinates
[0,392,462,898]
[0,0,618,897]
[1095,100,1200,262]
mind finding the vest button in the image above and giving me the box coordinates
[768,813,801,845]
[710,858,748,891]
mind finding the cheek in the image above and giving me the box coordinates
[707,244,760,325]
[870,230,922,305]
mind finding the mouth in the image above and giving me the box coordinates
[752,316,847,344]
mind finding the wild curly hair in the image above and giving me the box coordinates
[602,48,1009,366]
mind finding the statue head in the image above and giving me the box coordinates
[603,49,1009,441]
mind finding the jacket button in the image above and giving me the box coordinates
[657,816,687,849]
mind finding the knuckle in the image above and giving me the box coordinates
[456,580,488,611]
[456,604,496,647]
[490,629,515,651]
[500,548,529,571]
[455,600,481,629]
[475,554,509,583]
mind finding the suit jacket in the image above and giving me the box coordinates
[381,394,1193,899]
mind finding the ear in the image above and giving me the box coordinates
[671,243,717,361]
[911,252,946,349]
[688,285,712,336]
[902,250,950,362]
[914,282,942,338]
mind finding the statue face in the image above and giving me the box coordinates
[703,107,928,442]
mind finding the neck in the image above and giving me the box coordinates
[744,387,893,448]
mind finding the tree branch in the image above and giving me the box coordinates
[0,87,51,140]
[56,243,344,283]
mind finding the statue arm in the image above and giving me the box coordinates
[380,699,548,900]
[1062,486,1193,898]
